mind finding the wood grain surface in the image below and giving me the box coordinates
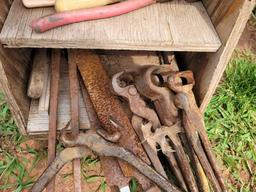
[0,0,221,52]
[27,51,90,134]
[0,0,32,135]
[22,0,54,8]
[179,0,255,112]
[27,49,49,99]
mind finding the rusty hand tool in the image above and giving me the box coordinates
[141,121,199,192]
[180,131,211,192]
[30,147,92,192]
[61,131,176,191]
[79,75,133,192]
[112,71,190,190]
[133,65,178,126]
[112,71,161,130]
[112,71,167,180]
[30,131,183,192]
[68,51,82,192]
[46,49,61,192]
[147,64,211,191]
[76,49,155,190]
[132,116,188,192]
[133,65,199,192]
[167,71,227,192]
[22,0,55,8]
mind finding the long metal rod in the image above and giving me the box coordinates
[68,50,82,192]
[46,49,61,192]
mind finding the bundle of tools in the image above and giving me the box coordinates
[22,0,198,33]
[29,50,226,192]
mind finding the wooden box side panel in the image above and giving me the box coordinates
[0,0,32,135]
[182,0,255,112]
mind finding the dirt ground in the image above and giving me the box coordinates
[16,139,111,192]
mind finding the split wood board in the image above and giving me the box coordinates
[27,54,90,135]
[0,0,221,52]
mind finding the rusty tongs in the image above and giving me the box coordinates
[112,71,198,192]
[167,71,227,192]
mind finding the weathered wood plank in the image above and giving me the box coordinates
[38,51,50,112]
[181,0,255,111]
[27,51,90,134]
[27,49,49,99]
[0,0,221,52]
[0,0,32,135]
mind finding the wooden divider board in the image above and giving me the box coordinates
[0,0,221,52]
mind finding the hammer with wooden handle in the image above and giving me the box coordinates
[55,0,121,12]
[22,0,55,8]
[23,0,121,11]
[30,0,168,33]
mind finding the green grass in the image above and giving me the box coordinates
[205,50,256,192]
[0,93,43,192]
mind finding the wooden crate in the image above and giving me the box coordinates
[0,0,254,135]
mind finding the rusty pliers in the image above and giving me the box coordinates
[167,71,227,192]
[112,71,167,178]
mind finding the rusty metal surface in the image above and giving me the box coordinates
[133,65,178,126]
[79,75,131,191]
[168,71,227,192]
[100,157,131,189]
[30,131,183,192]
[112,71,161,130]
[131,115,167,178]
[46,49,61,192]
[61,132,183,192]
[180,133,210,192]
[30,147,92,192]
[68,51,82,192]
[75,49,154,190]
[124,65,198,191]
[141,122,198,192]
[112,67,200,192]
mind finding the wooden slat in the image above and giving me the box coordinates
[0,0,32,135]
[27,49,49,99]
[27,51,90,134]
[0,0,221,52]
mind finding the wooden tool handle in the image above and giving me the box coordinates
[55,0,121,12]
[22,0,55,8]
[31,0,156,33]
[27,49,48,99]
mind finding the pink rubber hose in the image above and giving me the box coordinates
[30,0,156,33]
